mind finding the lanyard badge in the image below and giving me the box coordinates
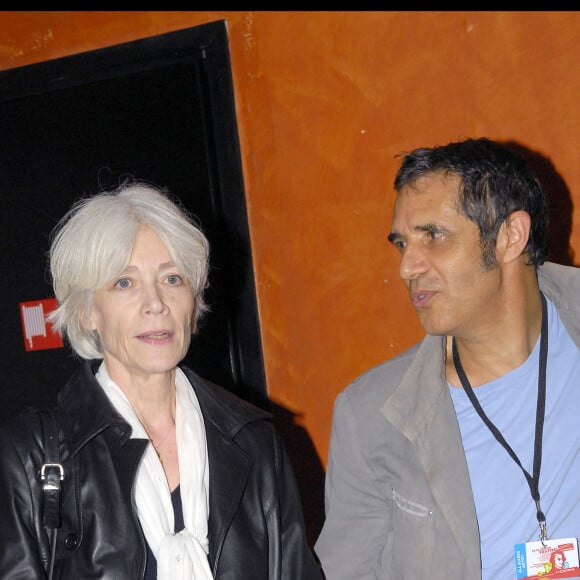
[515,537,580,579]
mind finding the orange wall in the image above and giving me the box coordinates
[1,11,579,469]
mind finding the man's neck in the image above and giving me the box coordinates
[445,281,543,388]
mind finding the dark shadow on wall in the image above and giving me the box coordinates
[503,141,575,266]
[270,403,326,548]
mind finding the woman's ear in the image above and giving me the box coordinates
[78,300,97,332]
[496,210,531,264]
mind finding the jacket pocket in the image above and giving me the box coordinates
[392,488,431,517]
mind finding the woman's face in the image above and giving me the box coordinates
[88,226,195,385]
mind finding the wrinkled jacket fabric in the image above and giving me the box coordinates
[0,360,323,580]
[315,262,580,580]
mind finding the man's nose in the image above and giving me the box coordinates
[399,244,428,281]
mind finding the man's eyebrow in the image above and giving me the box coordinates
[388,223,448,244]
[418,223,450,235]
[417,223,438,234]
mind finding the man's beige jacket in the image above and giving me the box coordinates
[315,262,580,580]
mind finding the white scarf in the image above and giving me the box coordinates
[96,363,213,580]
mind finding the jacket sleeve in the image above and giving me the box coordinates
[267,424,325,580]
[314,390,390,580]
[0,414,51,579]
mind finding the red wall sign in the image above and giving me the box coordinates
[19,298,64,352]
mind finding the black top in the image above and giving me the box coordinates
[144,485,185,580]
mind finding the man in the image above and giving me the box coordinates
[315,138,580,579]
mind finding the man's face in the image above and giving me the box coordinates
[388,172,501,339]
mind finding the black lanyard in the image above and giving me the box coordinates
[452,293,549,542]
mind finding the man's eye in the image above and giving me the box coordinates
[388,234,405,251]
[428,229,443,240]
[115,278,132,289]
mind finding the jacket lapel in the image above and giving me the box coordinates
[204,420,251,568]
[181,367,270,571]
[381,334,481,572]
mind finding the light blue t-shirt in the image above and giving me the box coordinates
[449,296,580,580]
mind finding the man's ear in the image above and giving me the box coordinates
[496,210,531,263]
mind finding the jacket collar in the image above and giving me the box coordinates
[57,361,271,457]
[180,366,271,438]
[538,262,580,347]
[57,360,129,457]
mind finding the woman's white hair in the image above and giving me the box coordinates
[47,181,210,359]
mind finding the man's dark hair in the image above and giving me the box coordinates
[393,137,548,268]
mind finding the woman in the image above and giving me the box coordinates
[0,182,323,580]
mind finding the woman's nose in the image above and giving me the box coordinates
[142,284,166,314]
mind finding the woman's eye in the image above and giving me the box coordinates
[115,278,132,290]
[166,274,183,286]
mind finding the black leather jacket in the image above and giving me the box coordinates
[0,360,324,579]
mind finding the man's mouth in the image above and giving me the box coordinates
[411,290,435,308]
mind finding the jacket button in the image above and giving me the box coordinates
[64,533,79,550]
